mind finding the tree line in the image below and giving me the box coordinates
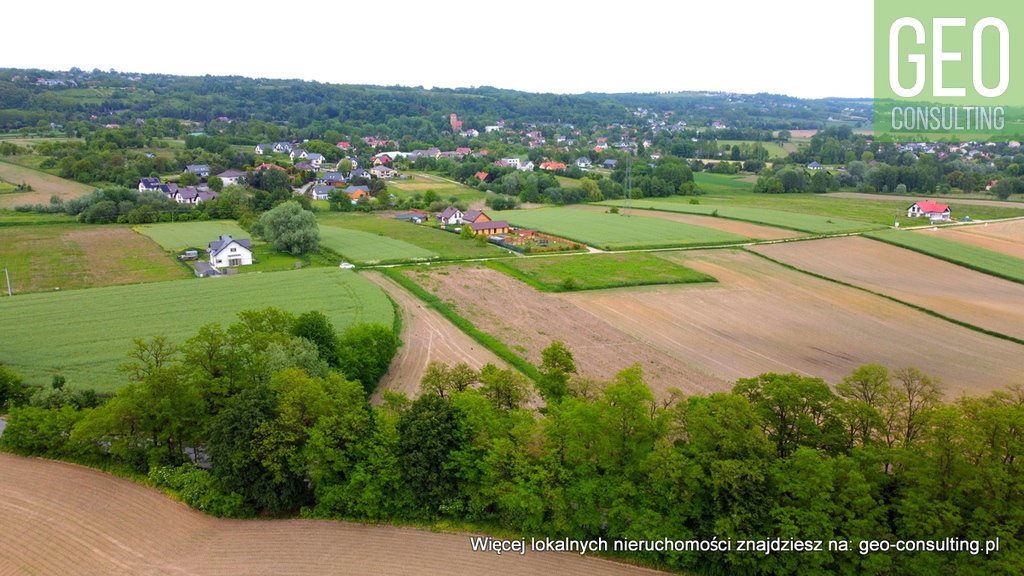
[2,317,1020,575]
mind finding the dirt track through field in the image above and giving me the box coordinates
[563,249,1024,396]
[0,453,667,576]
[751,236,1024,342]
[917,220,1024,259]
[364,271,506,401]
[405,266,728,396]
[570,204,802,240]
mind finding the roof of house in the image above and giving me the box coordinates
[217,169,246,178]
[471,220,510,233]
[463,209,486,222]
[807,161,823,168]
[602,159,618,167]
[371,165,395,172]
[140,177,161,187]
[197,191,219,202]
[321,171,345,182]
[255,163,286,171]
[474,171,490,181]
[911,201,950,213]
[177,187,201,200]
[294,162,314,170]
[351,169,370,178]
[344,185,370,194]
[439,206,462,220]
[313,185,335,195]
[306,153,325,161]
[185,164,210,173]
[208,235,252,255]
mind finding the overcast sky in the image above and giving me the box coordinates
[7,0,873,99]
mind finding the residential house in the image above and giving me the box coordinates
[455,147,472,155]
[500,157,521,167]
[540,161,567,171]
[576,157,592,169]
[807,161,824,170]
[438,206,464,225]
[461,210,491,225]
[373,154,393,166]
[208,235,253,268]
[157,183,179,200]
[255,162,286,172]
[217,169,246,187]
[336,141,352,150]
[185,164,211,178]
[305,153,325,169]
[311,186,334,201]
[474,171,491,182]
[470,220,511,236]
[350,168,371,180]
[519,160,535,172]
[318,172,346,185]
[174,187,219,205]
[907,201,951,221]
[344,185,370,203]
[138,177,161,192]
[601,159,618,169]
[370,165,398,178]
[460,129,479,138]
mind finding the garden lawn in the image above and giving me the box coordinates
[490,207,748,250]
[0,268,393,391]
[487,252,715,291]
[866,229,1024,283]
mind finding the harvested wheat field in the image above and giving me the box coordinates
[404,266,727,396]
[751,236,1024,341]
[0,453,666,576]
[563,249,1024,396]
[921,220,1024,260]
[570,204,802,240]
[364,271,507,401]
[0,159,94,208]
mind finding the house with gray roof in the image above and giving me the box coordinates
[207,235,253,268]
[185,164,211,178]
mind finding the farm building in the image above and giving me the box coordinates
[907,201,951,221]
[471,220,511,236]
[208,235,253,268]
[461,210,491,225]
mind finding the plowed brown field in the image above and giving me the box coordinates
[917,220,1024,260]
[751,236,1024,342]
[364,271,506,401]
[404,267,728,396]
[0,453,667,576]
[564,249,1024,396]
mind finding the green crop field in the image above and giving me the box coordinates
[386,171,486,203]
[0,268,393,391]
[134,220,251,251]
[317,213,504,260]
[866,230,1024,283]
[694,172,757,193]
[319,224,439,264]
[487,252,715,291]
[599,199,876,234]
[490,207,748,250]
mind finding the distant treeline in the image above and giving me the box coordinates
[1,312,1020,576]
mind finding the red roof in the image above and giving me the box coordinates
[913,201,950,213]
[336,141,351,149]
[255,163,286,171]
[474,171,489,181]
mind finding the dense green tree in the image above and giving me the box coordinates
[398,393,465,517]
[251,201,319,254]
[336,323,399,394]
[537,341,577,403]
[292,311,340,367]
[0,364,33,408]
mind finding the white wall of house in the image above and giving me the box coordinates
[210,243,253,267]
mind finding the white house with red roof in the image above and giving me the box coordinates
[907,200,951,221]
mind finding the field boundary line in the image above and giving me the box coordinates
[744,248,1024,347]
[863,232,1024,286]
[377,268,542,381]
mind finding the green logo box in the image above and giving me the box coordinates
[875,0,1024,141]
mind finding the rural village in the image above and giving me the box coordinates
[1,66,1023,576]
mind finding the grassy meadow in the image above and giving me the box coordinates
[487,252,715,291]
[316,212,504,260]
[318,225,439,264]
[490,207,748,250]
[0,268,393,391]
[134,220,252,251]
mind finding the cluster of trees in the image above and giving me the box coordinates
[1,309,397,512]
[3,327,1021,575]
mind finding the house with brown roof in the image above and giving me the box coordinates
[471,220,511,236]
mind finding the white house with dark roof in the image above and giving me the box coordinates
[217,169,246,187]
[207,235,253,268]
[310,185,334,200]
[139,177,161,192]
[438,206,464,225]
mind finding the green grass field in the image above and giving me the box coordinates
[600,199,876,234]
[387,171,486,203]
[319,224,439,264]
[490,207,748,250]
[716,140,789,159]
[487,252,715,291]
[134,221,251,251]
[865,230,1024,283]
[694,172,758,193]
[316,213,504,260]
[0,268,393,391]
